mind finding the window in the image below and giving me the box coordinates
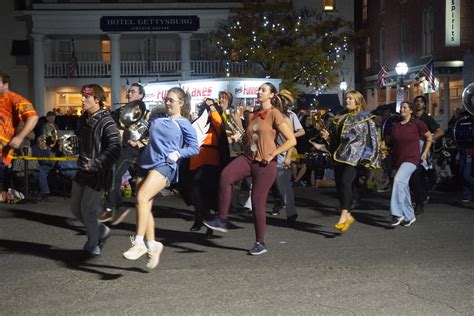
[400,19,407,59]
[363,0,368,21]
[422,7,433,56]
[366,37,371,70]
[57,40,72,62]
[379,28,385,66]
[380,0,385,12]
[102,40,111,63]
[324,0,335,11]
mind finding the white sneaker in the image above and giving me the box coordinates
[146,242,164,270]
[123,236,147,260]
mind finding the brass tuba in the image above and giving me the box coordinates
[119,100,149,141]
[58,133,79,156]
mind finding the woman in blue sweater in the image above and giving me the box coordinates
[122,87,199,270]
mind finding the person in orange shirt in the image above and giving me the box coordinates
[0,72,39,166]
[188,98,225,232]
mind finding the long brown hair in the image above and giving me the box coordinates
[168,87,190,118]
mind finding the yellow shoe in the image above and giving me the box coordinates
[334,221,346,230]
[340,216,355,232]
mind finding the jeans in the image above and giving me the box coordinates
[390,162,417,220]
[70,181,106,249]
[459,154,474,201]
[276,167,297,217]
[37,164,52,195]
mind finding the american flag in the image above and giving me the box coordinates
[67,40,78,78]
[420,60,436,88]
[376,66,387,89]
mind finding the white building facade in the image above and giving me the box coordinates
[2,0,354,115]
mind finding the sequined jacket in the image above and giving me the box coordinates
[328,111,381,169]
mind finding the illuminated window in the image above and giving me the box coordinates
[102,40,111,63]
[324,0,335,11]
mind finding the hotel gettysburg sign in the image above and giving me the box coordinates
[100,16,199,32]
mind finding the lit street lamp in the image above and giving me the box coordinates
[395,62,409,112]
[339,81,348,106]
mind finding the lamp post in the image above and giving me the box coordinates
[395,62,408,112]
[339,81,348,106]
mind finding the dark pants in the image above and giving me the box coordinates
[104,145,140,210]
[191,164,219,223]
[218,155,277,243]
[334,163,358,211]
[409,165,436,205]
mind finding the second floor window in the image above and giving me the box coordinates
[400,18,407,59]
[366,37,371,70]
[422,7,433,56]
[102,40,111,63]
[379,28,385,66]
[324,0,335,11]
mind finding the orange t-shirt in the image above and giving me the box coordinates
[244,107,285,162]
[0,91,37,164]
[189,111,223,170]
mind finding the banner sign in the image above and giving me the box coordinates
[143,78,281,113]
[445,0,460,47]
[100,16,199,32]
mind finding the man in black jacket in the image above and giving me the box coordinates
[71,84,121,257]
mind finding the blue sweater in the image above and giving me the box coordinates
[138,115,199,180]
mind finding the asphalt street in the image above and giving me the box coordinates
[1,186,473,315]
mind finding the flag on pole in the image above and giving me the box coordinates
[376,66,387,89]
[67,40,78,78]
[419,59,436,88]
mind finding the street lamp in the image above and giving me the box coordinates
[339,81,348,106]
[395,62,409,112]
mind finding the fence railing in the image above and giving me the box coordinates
[45,60,255,78]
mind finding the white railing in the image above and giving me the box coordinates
[45,60,255,78]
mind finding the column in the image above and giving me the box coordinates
[108,33,121,110]
[179,33,192,80]
[32,33,45,116]
[442,77,450,130]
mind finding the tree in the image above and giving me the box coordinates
[212,1,360,93]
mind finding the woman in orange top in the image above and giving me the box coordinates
[189,99,224,231]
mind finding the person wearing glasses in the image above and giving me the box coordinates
[204,82,296,255]
[99,83,146,225]
[122,87,199,270]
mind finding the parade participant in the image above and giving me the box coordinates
[204,82,296,255]
[410,95,445,214]
[122,87,199,270]
[386,101,432,227]
[0,71,39,166]
[273,91,298,226]
[320,90,381,232]
[70,84,121,257]
[99,83,146,224]
[188,98,224,232]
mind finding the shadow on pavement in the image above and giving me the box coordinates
[0,239,147,280]
[3,208,85,235]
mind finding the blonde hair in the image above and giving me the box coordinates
[345,90,368,113]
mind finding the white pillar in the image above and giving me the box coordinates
[179,33,192,80]
[385,85,391,106]
[442,77,450,130]
[32,33,46,116]
[108,33,121,110]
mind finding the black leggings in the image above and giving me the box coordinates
[334,163,358,211]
